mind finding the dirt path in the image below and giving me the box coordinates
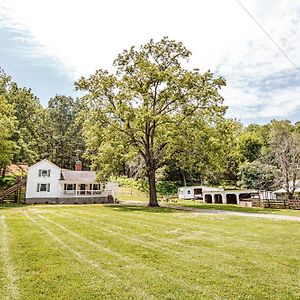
[162,204,300,222]
[118,201,300,222]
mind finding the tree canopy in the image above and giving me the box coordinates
[76,37,227,206]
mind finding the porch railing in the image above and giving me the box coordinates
[61,190,113,197]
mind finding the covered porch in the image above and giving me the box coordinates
[60,182,103,197]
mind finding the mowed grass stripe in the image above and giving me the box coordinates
[24,211,156,300]
[34,211,215,298]
[73,205,300,253]
[0,215,20,300]
[40,209,295,299]
[10,211,149,300]
[50,206,300,299]
[59,208,288,260]
[51,209,246,281]
[43,211,227,298]
[6,211,108,299]
[58,207,300,291]
[56,210,240,264]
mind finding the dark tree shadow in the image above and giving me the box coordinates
[0,204,26,210]
[105,204,177,213]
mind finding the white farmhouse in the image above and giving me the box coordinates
[26,159,117,204]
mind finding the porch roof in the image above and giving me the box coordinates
[60,170,96,183]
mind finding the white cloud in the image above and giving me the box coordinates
[0,0,299,122]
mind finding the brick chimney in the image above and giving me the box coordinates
[75,161,82,171]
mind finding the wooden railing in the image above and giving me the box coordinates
[0,182,22,203]
[60,190,112,197]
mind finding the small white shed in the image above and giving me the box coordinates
[178,186,224,200]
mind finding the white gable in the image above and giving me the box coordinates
[26,160,62,199]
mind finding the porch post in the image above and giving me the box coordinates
[223,192,227,204]
[236,193,240,205]
[212,194,215,204]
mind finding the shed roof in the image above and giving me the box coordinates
[274,180,300,193]
[61,170,97,183]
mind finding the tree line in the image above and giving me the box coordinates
[0,37,299,205]
[0,68,85,175]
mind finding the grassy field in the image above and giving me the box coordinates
[0,204,299,299]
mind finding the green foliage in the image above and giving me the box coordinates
[116,176,180,196]
[76,37,226,205]
[269,120,300,199]
[237,131,262,162]
[7,83,44,164]
[115,176,148,192]
[44,95,85,168]
[0,68,44,166]
[0,175,16,189]
[0,94,16,169]
[156,181,180,196]
[238,161,278,190]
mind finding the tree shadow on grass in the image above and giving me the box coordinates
[105,204,177,214]
[0,203,26,210]
[177,203,280,214]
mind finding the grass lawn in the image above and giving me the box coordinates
[0,204,299,299]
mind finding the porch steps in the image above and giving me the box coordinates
[0,181,23,204]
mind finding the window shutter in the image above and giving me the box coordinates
[47,184,50,192]
[37,183,40,192]
[38,169,41,177]
[47,169,51,177]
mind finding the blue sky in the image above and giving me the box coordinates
[0,0,299,124]
[0,27,78,102]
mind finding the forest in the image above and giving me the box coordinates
[1,38,299,205]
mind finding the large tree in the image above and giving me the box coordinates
[169,116,238,186]
[270,121,300,201]
[76,37,226,206]
[45,95,85,169]
[0,95,16,176]
[0,68,44,165]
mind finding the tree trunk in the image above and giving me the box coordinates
[2,166,6,178]
[182,170,187,187]
[148,168,159,207]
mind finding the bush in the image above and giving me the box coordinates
[0,175,16,190]
[115,176,180,196]
[237,161,278,190]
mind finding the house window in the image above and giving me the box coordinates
[38,169,51,177]
[187,190,191,194]
[93,184,100,190]
[37,183,50,192]
[64,184,76,191]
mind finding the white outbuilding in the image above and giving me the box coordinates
[178,185,259,204]
[178,186,224,200]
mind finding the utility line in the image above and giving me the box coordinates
[236,0,298,70]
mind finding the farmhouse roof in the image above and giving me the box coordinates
[60,170,97,182]
[28,159,61,170]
